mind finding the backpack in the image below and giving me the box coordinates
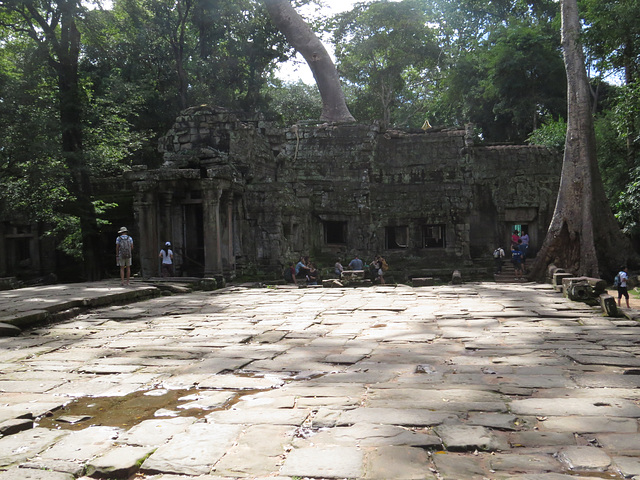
[381,258,389,271]
[493,249,501,259]
[119,235,132,259]
[613,273,621,287]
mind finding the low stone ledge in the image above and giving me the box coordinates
[0,309,49,327]
[84,287,160,308]
[553,271,574,291]
[0,322,22,336]
[562,276,606,293]
[412,277,434,287]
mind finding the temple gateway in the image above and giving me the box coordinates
[124,105,561,281]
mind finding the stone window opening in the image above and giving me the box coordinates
[422,224,446,248]
[386,226,408,249]
[324,221,347,244]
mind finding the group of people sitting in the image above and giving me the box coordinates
[337,254,387,284]
[283,256,319,285]
[285,254,388,286]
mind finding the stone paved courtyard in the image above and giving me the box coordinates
[1,282,640,479]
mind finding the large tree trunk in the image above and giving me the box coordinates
[57,2,101,281]
[529,0,631,280]
[264,0,355,123]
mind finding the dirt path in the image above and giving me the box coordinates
[606,288,640,310]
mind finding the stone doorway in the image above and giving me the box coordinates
[182,203,205,276]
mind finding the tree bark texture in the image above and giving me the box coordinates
[530,0,631,280]
[264,0,355,123]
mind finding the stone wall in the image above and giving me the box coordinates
[127,106,561,280]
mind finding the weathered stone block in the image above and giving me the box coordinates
[412,277,434,287]
[553,271,574,287]
[452,270,462,284]
[341,270,365,282]
[322,279,344,288]
[600,294,619,317]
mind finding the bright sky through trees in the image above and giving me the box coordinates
[276,0,374,83]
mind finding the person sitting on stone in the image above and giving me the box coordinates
[348,255,364,270]
[295,256,310,279]
[307,263,319,285]
[334,259,344,278]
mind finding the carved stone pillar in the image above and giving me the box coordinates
[220,191,235,272]
[158,191,173,246]
[202,180,222,276]
[133,185,158,278]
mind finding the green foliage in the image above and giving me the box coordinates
[331,0,441,128]
[263,78,322,125]
[527,118,567,150]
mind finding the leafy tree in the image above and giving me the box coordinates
[428,0,565,142]
[331,0,440,128]
[0,0,105,280]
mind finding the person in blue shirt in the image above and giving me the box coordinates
[511,244,523,279]
[295,256,310,279]
[348,255,364,270]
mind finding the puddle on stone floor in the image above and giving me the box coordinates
[36,387,251,431]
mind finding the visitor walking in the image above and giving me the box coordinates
[511,243,523,279]
[617,266,630,308]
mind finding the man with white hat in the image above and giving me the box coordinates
[116,226,133,286]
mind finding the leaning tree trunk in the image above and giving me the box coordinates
[264,0,355,123]
[529,0,631,280]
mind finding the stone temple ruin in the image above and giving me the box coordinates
[0,105,562,282]
[121,105,561,282]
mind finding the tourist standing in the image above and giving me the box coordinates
[493,246,505,274]
[159,242,174,277]
[116,227,133,286]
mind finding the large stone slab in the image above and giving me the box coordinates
[211,425,294,477]
[612,456,640,477]
[434,425,506,452]
[316,407,456,428]
[117,416,197,447]
[86,445,155,478]
[280,446,364,479]
[509,397,640,417]
[556,446,611,471]
[431,453,487,479]
[489,453,562,473]
[0,468,75,480]
[141,422,242,475]
[205,407,309,425]
[38,426,121,462]
[0,428,68,468]
[538,416,637,433]
[296,424,442,449]
[596,433,640,455]
[364,446,437,479]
